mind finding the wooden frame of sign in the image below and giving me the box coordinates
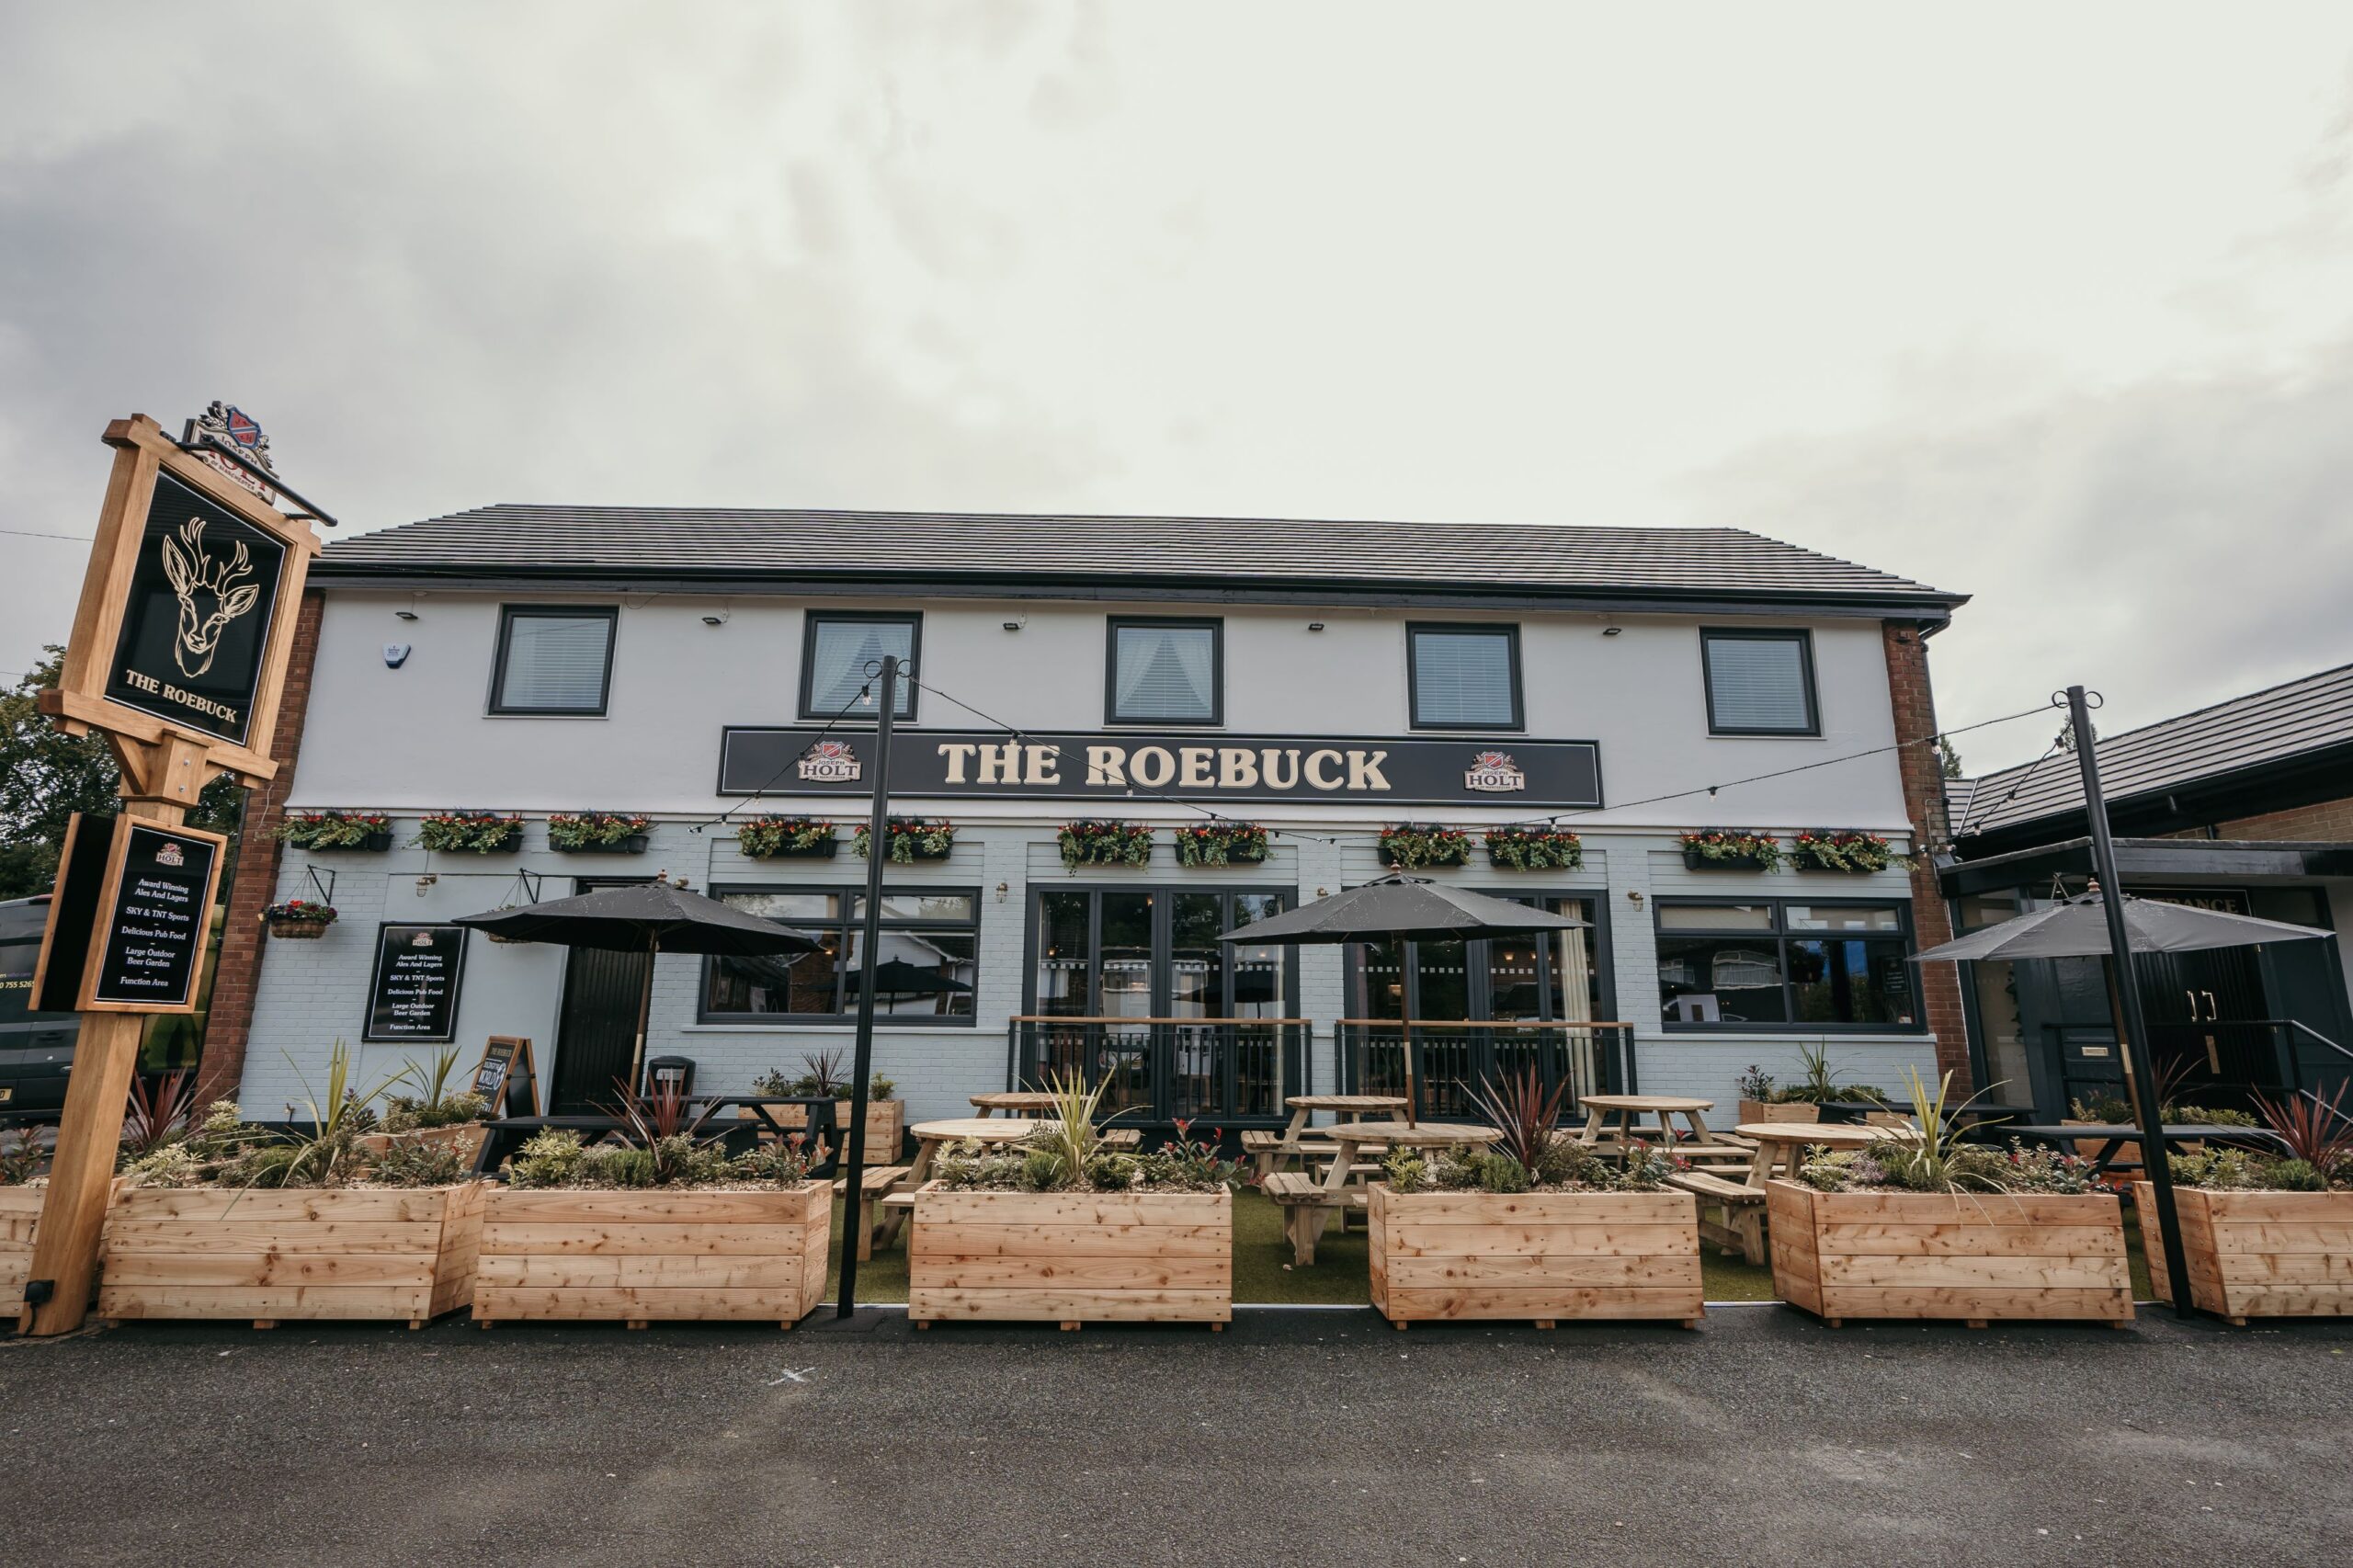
[472,1037,540,1118]
[40,414,322,797]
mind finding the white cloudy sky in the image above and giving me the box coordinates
[4,2,2349,771]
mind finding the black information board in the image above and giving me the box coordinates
[86,823,222,1009]
[362,923,469,1043]
[32,813,119,1014]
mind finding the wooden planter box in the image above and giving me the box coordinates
[474,1184,830,1328]
[908,1184,1232,1329]
[1739,1100,1820,1126]
[358,1123,490,1168]
[1368,1185,1704,1329]
[2135,1183,2353,1324]
[265,918,335,939]
[1767,1179,2131,1327]
[1,1186,43,1316]
[746,1099,903,1162]
[100,1183,486,1329]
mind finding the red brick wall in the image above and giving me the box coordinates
[1883,621,1972,1089]
[195,589,324,1107]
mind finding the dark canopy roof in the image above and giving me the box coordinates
[315,506,1964,617]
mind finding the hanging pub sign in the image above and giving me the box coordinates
[363,923,470,1043]
[718,727,1605,808]
[42,413,323,788]
[31,813,228,1015]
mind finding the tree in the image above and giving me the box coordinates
[0,648,245,900]
[1937,734,1963,780]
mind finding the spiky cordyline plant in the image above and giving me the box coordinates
[121,1070,197,1162]
[603,1076,727,1185]
[1464,1065,1570,1174]
[1033,1069,1115,1183]
[1870,1067,1987,1194]
[2251,1082,2353,1176]
[244,1042,406,1187]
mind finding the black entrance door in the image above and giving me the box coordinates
[550,877,654,1113]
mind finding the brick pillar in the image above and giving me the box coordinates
[195,588,324,1107]
[1883,620,1972,1090]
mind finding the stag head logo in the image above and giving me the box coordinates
[159,517,260,678]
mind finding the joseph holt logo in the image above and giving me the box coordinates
[1463,750,1527,793]
[153,840,187,868]
[798,739,861,782]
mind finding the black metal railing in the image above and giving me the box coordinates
[1335,1018,1638,1121]
[1006,1017,1312,1126]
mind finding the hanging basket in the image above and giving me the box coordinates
[263,901,338,940]
[266,919,331,940]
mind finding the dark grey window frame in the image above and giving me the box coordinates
[798,610,922,723]
[1654,895,1924,1034]
[698,881,979,1027]
[1344,887,1617,1023]
[1405,621,1525,733]
[1104,616,1224,727]
[487,604,620,717]
[1699,627,1821,737]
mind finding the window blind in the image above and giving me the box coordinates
[1113,624,1216,721]
[808,619,915,715]
[1410,628,1517,727]
[1705,634,1813,733]
[497,613,612,711]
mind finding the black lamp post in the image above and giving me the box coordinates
[835,654,897,1321]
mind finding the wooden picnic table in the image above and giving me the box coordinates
[970,1091,1061,1117]
[1266,1119,1500,1266]
[870,1118,1044,1250]
[1578,1094,1728,1151]
[1731,1121,1901,1187]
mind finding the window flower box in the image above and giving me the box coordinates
[2135,1183,2353,1324]
[735,816,839,859]
[1483,826,1583,871]
[908,1184,1233,1329]
[418,813,526,855]
[1377,824,1472,871]
[1680,830,1784,872]
[275,812,393,853]
[1790,829,1905,874]
[546,812,651,854]
[262,900,338,939]
[1174,823,1268,867]
[101,1183,487,1328]
[1057,819,1154,870]
[1767,1180,2131,1327]
[854,817,955,863]
[1370,1184,1704,1328]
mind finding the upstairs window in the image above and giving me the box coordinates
[801,612,919,720]
[489,606,617,716]
[1108,618,1222,724]
[1407,623,1522,731]
[1701,629,1818,736]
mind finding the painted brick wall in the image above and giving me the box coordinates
[1882,620,1971,1088]
[195,589,324,1107]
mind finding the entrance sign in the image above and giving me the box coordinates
[472,1035,539,1117]
[30,814,225,1016]
[720,728,1606,809]
[363,923,470,1043]
[100,472,287,747]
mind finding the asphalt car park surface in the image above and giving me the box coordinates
[6,1304,2349,1567]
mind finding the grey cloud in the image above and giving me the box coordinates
[1685,345,2353,771]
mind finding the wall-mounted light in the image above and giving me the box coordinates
[1601,626,1621,637]
[415,873,438,896]
[1625,889,1644,908]
[995,881,1010,903]
[1307,622,1325,632]
[394,609,419,622]
[1003,618,1027,632]
[701,615,726,627]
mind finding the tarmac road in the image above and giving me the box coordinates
[5,1304,2349,1566]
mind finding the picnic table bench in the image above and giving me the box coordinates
[834,1165,914,1261]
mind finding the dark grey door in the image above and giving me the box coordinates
[549,878,654,1113]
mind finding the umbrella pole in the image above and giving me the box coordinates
[835,654,898,1321]
[2069,684,2193,1320]
[628,931,656,1094]
[1399,934,1418,1128]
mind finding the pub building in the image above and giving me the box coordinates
[194,508,1974,1139]
[1940,663,2353,1120]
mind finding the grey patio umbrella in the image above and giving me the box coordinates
[1218,871,1589,1124]
[456,879,822,1091]
[1914,891,2331,963]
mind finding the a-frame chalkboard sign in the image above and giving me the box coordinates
[471,1036,539,1118]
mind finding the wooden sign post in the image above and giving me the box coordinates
[19,411,323,1335]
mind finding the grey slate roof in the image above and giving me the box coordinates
[1952,663,2353,838]
[314,506,1964,610]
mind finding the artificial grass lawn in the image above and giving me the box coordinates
[823,1190,1783,1307]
